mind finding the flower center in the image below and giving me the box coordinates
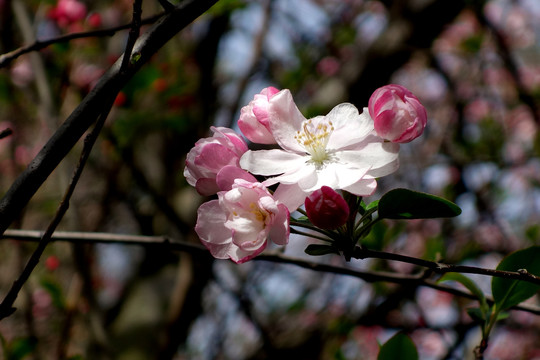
[294,119,334,164]
[249,202,267,223]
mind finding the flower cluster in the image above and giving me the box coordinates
[184,85,427,263]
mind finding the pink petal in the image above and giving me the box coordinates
[268,203,290,245]
[238,106,276,144]
[216,166,258,191]
[195,178,220,196]
[230,243,266,264]
[195,200,232,254]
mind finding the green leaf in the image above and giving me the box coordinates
[378,332,418,360]
[496,312,510,321]
[438,273,488,313]
[304,244,340,256]
[492,246,540,311]
[366,200,379,211]
[466,307,485,323]
[378,188,462,220]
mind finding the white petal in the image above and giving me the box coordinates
[230,216,267,252]
[271,162,316,185]
[273,183,309,212]
[267,90,307,153]
[335,141,399,175]
[327,106,374,150]
[325,103,360,128]
[342,178,378,196]
[240,149,306,176]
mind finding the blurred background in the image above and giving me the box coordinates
[1,0,540,359]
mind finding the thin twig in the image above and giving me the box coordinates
[0,128,12,140]
[0,13,164,69]
[353,246,540,285]
[0,102,112,321]
[3,229,540,315]
[120,0,143,72]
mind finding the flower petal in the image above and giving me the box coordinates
[334,140,399,177]
[216,166,258,191]
[195,200,236,260]
[326,106,374,150]
[240,149,306,176]
[229,244,266,264]
[268,203,290,245]
[267,90,307,153]
[195,178,220,196]
[270,162,316,186]
[229,216,267,252]
[273,183,309,212]
[342,178,378,196]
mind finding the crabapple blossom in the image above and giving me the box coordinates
[305,186,349,229]
[184,127,254,196]
[238,86,280,144]
[195,180,289,263]
[368,84,427,143]
[240,89,399,211]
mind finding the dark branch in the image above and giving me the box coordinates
[0,0,220,236]
[120,0,143,72]
[0,128,12,140]
[353,246,540,285]
[3,229,540,315]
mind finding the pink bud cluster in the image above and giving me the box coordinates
[185,85,427,263]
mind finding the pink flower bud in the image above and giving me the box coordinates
[368,84,427,143]
[184,127,249,196]
[238,87,280,144]
[305,186,349,229]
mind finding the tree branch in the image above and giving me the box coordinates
[0,0,220,236]
[3,229,540,315]
[0,101,111,320]
[0,12,164,69]
[353,246,540,285]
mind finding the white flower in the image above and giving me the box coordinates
[240,89,400,211]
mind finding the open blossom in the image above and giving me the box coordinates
[305,186,349,229]
[184,127,254,196]
[240,89,399,211]
[368,84,427,143]
[195,180,289,263]
[238,87,280,144]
